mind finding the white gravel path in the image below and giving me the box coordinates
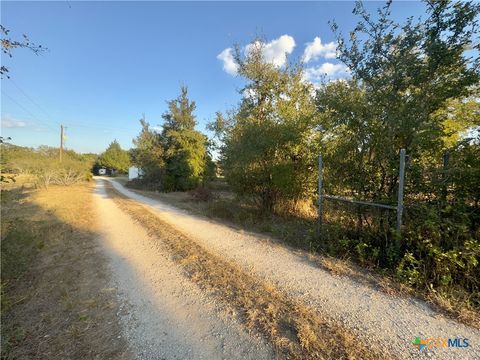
[105,178,480,360]
[94,181,273,360]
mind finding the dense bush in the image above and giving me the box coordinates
[399,205,480,307]
[211,43,320,211]
[320,0,480,308]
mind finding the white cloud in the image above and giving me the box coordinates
[303,36,337,63]
[303,62,350,84]
[218,35,296,75]
[1,115,28,128]
[151,125,163,133]
[217,48,239,75]
[243,88,256,99]
[246,35,296,68]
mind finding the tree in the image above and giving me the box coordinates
[314,0,480,280]
[213,39,320,211]
[323,0,480,202]
[130,88,214,191]
[97,140,130,173]
[433,95,480,149]
[131,116,165,186]
[161,86,213,191]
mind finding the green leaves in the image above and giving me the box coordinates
[218,41,320,210]
[97,140,130,173]
[131,117,165,185]
[323,0,480,205]
[131,87,214,191]
[214,3,479,308]
[162,86,197,132]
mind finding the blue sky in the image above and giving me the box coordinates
[1,1,427,154]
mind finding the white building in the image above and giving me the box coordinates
[128,166,144,181]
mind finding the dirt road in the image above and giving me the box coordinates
[94,180,273,360]
[99,178,480,360]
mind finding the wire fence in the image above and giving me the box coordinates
[318,149,405,234]
[315,148,479,266]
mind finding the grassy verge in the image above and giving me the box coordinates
[105,183,390,360]
[1,184,131,359]
[122,180,316,250]
[121,180,479,329]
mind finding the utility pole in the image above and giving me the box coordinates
[60,124,64,162]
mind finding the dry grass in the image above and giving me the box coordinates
[0,173,37,190]
[122,180,480,330]
[1,184,131,359]
[313,255,406,296]
[122,183,315,252]
[425,289,480,329]
[313,254,480,329]
[105,184,391,360]
[273,198,317,219]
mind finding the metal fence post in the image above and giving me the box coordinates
[317,154,323,236]
[396,149,406,233]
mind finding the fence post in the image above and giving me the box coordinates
[396,149,406,233]
[317,154,323,237]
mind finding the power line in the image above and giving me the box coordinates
[60,124,64,161]
[3,80,145,139]
[1,90,58,132]
[63,122,135,133]
[6,79,135,133]
[8,78,59,126]
[9,78,130,131]
[2,90,139,156]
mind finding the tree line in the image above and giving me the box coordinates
[1,144,95,188]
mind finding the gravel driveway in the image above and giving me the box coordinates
[94,180,273,360]
[104,178,480,360]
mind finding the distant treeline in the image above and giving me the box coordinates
[1,144,96,188]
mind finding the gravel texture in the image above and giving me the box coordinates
[106,178,480,360]
[94,180,273,360]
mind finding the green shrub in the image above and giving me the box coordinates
[131,88,215,192]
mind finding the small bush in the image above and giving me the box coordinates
[126,178,162,191]
[188,187,215,202]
